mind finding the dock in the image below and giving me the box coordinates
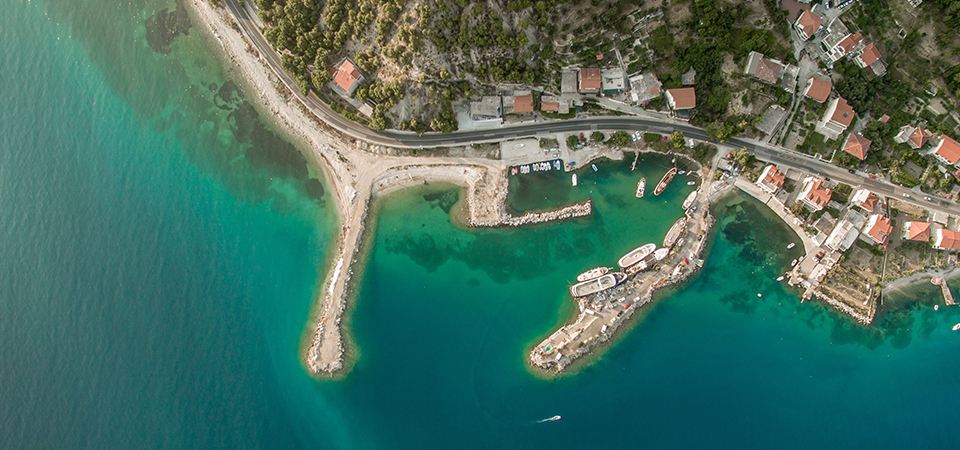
[943,282,956,306]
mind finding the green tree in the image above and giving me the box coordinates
[567,135,579,148]
[610,131,631,147]
[591,131,605,142]
[670,131,685,149]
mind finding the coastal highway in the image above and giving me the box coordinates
[218,0,960,217]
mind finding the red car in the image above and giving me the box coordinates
[868,174,877,179]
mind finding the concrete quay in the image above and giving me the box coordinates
[530,207,715,373]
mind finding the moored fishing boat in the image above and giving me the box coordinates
[787,242,796,249]
[572,173,578,186]
[636,177,646,198]
[653,247,669,261]
[662,217,686,248]
[570,272,624,297]
[618,243,657,269]
[654,167,677,196]
[953,323,960,331]
[682,190,698,210]
[576,266,610,282]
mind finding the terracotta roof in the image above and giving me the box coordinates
[579,68,602,91]
[905,222,931,242]
[909,126,931,148]
[666,88,696,109]
[513,95,533,113]
[761,166,786,189]
[935,134,960,165]
[838,32,863,53]
[804,178,832,209]
[804,78,832,102]
[865,214,893,246]
[334,60,361,93]
[936,229,960,250]
[796,10,823,39]
[853,188,879,211]
[858,43,881,67]
[843,133,871,160]
[650,86,660,96]
[829,97,855,127]
[879,114,890,123]
[755,57,782,84]
[541,101,559,112]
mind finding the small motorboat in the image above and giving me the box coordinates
[934,305,940,311]
[537,415,561,423]
[757,293,762,297]
[787,243,796,249]
[776,276,785,281]
[572,174,578,186]
[953,323,960,331]
[591,164,598,172]
[791,259,798,267]
[687,181,696,185]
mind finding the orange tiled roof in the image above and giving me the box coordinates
[830,97,855,127]
[763,166,786,189]
[906,222,931,242]
[580,68,602,91]
[541,101,559,112]
[859,43,881,67]
[879,114,890,123]
[334,60,361,93]
[838,32,863,53]
[667,88,696,109]
[843,133,871,160]
[513,95,533,113]
[866,214,892,245]
[937,229,960,250]
[755,57,782,84]
[796,10,823,39]
[855,189,879,211]
[935,134,960,165]
[805,179,831,209]
[804,78,832,102]
[909,127,930,148]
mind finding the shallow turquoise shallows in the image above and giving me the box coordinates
[2,0,960,449]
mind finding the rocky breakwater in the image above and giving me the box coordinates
[530,208,715,374]
[468,172,592,228]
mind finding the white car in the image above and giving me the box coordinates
[516,143,524,148]
[902,193,911,198]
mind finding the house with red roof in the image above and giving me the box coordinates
[854,43,886,76]
[803,77,832,103]
[793,9,823,40]
[851,188,880,213]
[512,94,533,113]
[331,59,365,98]
[902,221,931,242]
[819,97,856,136]
[934,228,960,251]
[933,134,960,166]
[894,125,933,149]
[860,214,892,247]
[744,52,784,85]
[665,88,696,110]
[799,176,831,212]
[756,165,786,194]
[579,68,602,95]
[842,133,871,160]
[821,19,861,63]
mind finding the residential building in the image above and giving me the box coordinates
[512,94,533,113]
[793,9,823,40]
[894,125,933,149]
[756,165,786,194]
[561,70,578,94]
[799,176,832,212]
[579,68,602,95]
[933,134,960,166]
[851,188,880,213]
[820,97,855,135]
[540,95,572,114]
[879,114,890,123]
[744,51,784,85]
[821,19,861,63]
[825,220,859,251]
[842,133,871,160]
[860,214,893,247]
[803,77,832,103]
[854,43,881,68]
[902,221,931,242]
[600,68,626,94]
[470,96,502,120]
[665,88,696,110]
[331,59,365,97]
[628,72,662,104]
[934,228,960,251]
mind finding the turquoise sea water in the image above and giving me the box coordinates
[4,0,960,448]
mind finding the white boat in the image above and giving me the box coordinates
[570,272,624,297]
[572,174,578,186]
[682,190,698,210]
[934,305,940,311]
[636,177,646,198]
[618,243,657,269]
[776,276,785,281]
[537,415,561,423]
[953,323,960,331]
[576,267,610,282]
[653,247,669,261]
[591,164,598,172]
[663,217,687,248]
[791,259,798,267]
[787,243,796,249]
[686,181,696,185]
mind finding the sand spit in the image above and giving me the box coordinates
[188,0,593,377]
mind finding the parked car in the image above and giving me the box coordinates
[868,174,877,179]
[848,169,856,174]
[924,196,933,201]
[902,193,911,198]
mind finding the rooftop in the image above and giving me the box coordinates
[935,134,960,165]
[795,9,823,39]
[803,178,832,209]
[666,88,696,109]
[864,214,893,246]
[333,59,364,96]
[838,32,863,53]
[829,97,855,127]
[561,70,578,94]
[843,133,871,160]
[858,43,882,67]
[513,94,533,113]
[852,188,879,211]
[470,96,501,118]
[804,77,832,103]
[935,229,960,250]
[904,221,931,242]
[745,52,783,84]
[579,68,602,92]
[758,165,786,190]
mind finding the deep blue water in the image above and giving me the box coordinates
[3,0,960,449]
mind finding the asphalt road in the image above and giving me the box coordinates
[220,0,960,216]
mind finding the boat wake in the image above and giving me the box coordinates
[536,415,561,423]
